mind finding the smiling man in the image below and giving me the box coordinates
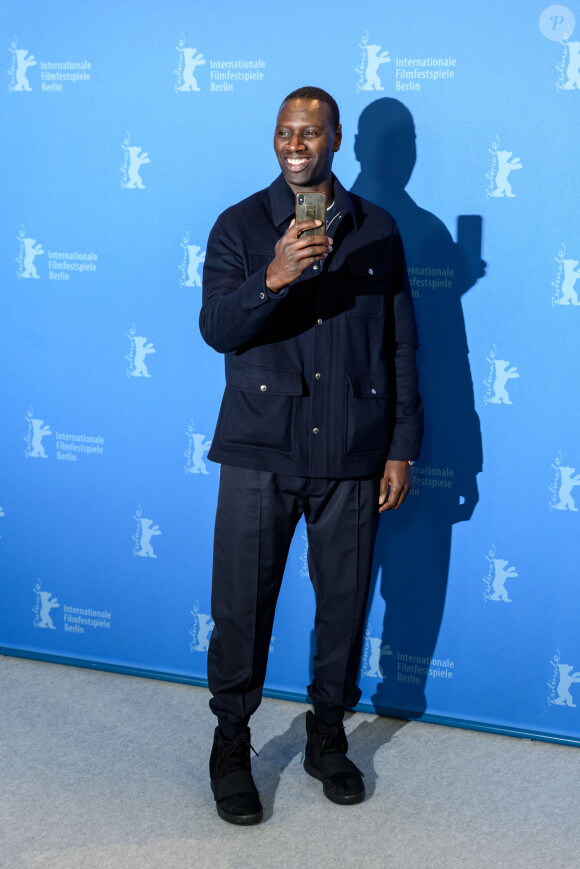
[200,86,423,825]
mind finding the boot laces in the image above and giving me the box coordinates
[222,733,259,772]
[318,721,348,754]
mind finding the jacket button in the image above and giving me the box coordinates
[259,292,266,300]
[317,318,323,326]
[260,384,267,391]
[315,372,321,380]
[371,387,376,394]
[313,427,319,434]
[368,268,374,275]
[313,265,319,271]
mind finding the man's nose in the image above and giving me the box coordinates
[287,133,307,151]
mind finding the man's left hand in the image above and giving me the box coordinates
[378,460,413,513]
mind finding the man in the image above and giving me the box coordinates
[200,86,422,825]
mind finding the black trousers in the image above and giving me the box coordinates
[207,465,380,739]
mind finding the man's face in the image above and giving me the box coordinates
[274,98,342,192]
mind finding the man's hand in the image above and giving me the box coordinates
[378,460,413,513]
[266,219,333,292]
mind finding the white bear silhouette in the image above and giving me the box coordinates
[490,360,519,404]
[489,558,518,602]
[492,151,522,197]
[189,434,212,474]
[131,336,155,377]
[557,259,580,305]
[366,638,392,677]
[137,518,161,557]
[194,613,214,651]
[126,147,150,189]
[38,591,59,629]
[184,245,205,287]
[362,45,391,91]
[179,48,205,92]
[14,49,36,91]
[21,238,44,279]
[554,664,580,706]
[29,418,52,458]
[555,466,580,511]
[563,41,580,90]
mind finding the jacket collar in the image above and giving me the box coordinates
[268,173,360,230]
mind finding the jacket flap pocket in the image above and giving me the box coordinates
[346,372,392,399]
[229,361,305,396]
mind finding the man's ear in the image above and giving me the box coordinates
[333,123,342,153]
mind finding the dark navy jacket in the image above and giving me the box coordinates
[200,174,423,478]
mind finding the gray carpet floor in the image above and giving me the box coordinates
[1,655,579,869]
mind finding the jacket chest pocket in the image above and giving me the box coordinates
[345,372,393,454]
[346,257,386,317]
[221,360,306,454]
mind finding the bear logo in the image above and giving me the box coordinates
[20,237,44,279]
[13,48,36,92]
[554,664,580,707]
[37,590,59,629]
[192,612,214,651]
[189,433,211,474]
[130,336,155,377]
[563,41,580,90]
[491,151,523,198]
[366,637,393,677]
[361,44,391,91]
[556,259,580,305]
[28,418,52,458]
[126,147,150,189]
[490,360,519,404]
[178,47,206,92]
[489,558,518,602]
[136,518,161,557]
[555,466,580,511]
[184,245,205,287]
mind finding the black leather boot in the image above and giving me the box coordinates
[209,726,263,825]
[303,711,365,805]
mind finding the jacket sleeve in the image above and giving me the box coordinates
[199,212,285,354]
[385,226,424,461]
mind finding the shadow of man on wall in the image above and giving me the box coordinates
[351,98,484,719]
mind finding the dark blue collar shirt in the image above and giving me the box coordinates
[200,173,423,479]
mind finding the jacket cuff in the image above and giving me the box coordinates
[242,266,287,309]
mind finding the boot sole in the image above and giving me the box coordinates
[215,801,263,825]
[303,760,365,806]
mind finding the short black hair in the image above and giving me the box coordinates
[280,86,340,130]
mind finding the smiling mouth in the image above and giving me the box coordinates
[285,157,311,172]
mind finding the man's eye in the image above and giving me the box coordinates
[277,130,291,137]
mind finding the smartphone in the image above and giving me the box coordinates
[296,192,326,237]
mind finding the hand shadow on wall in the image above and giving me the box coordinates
[351,98,485,719]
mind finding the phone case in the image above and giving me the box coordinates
[295,192,326,236]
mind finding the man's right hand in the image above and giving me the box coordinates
[265,219,333,293]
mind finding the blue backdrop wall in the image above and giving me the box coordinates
[2,0,579,745]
